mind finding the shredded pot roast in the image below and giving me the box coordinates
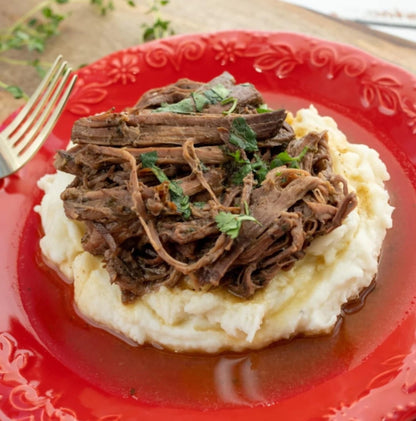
[55,72,357,302]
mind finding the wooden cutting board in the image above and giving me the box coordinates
[1,0,415,122]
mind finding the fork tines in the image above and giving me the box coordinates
[0,55,77,178]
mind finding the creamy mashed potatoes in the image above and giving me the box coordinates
[35,106,393,353]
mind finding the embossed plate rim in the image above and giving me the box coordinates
[1,30,416,420]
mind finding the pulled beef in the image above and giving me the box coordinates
[135,78,204,110]
[56,72,357,302]
[71,109,286,147]
[135,72,263,114]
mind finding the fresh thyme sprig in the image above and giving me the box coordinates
[0,1,69,55]
[0,0,68,98]
[1,0,172,99]
[142,0,174,42]
[90,0,136,16]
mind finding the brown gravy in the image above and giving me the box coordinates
[19,101,416,410]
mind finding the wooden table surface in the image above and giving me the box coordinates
[1,0,416,122]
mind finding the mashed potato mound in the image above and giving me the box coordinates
[36,106,393,353]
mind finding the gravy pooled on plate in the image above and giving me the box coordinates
[36,73,393,352]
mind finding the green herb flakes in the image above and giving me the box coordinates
[270,146,309,169]
[215,208,260,239]
[228,149,268,185]
[140,150,157,168]
[203,84,230,104]
[155,98,196,114]
[192,92,209,112]
[140,151,191,219]
[229,117,258,152]
[192,201,207,208]
[256,103,272,113]
[154,83,230,114]
[221,96,238,115]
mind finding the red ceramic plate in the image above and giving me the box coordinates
[1,30,416,421]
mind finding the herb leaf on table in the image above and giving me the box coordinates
[0,0,173,99]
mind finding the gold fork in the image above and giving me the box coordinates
[0,55,77,178]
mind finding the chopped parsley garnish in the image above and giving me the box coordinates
[270,146,309,169]
[140,151,191,219]
[192,92,209,113]
[227,117,308,184]
[228,150,268,185]
[251,154,269,183]
[229,149,251,184]
[140,150,158,167]
[192,201,207,208]
[154,99,195,114]
[227,118,266,184]
[154,83,230,114]
[215,204,259,239]
[228,149,246,165]
[221,96,238,115]
[167,181,191,219]
[229,117,258,152]
[203,84,230,103]
[140,150,167,181]
[229,149,268,184]
[256,103,272,113]
[231,161,252,185]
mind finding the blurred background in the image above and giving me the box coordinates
[1,0,415,121]
[286,0,416,42]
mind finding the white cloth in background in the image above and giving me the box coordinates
[284,0,416,42]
